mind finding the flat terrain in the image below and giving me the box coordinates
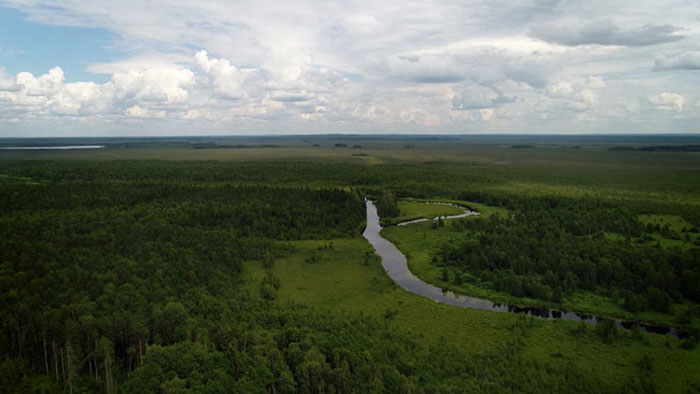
[1,134,699,393]
[245,238,700,393]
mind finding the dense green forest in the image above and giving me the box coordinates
[0,162,630,394]
[436,197,700,314]
[1,138,700,393]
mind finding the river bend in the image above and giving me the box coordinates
[362,200,685,338]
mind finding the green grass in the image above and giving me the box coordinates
[396,197,509,218]
[243,236,700,393]
[607,214,700,249]
[383,200,464,225]
[639,214,693,229]
[244,238,508,353]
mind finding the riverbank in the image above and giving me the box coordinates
[369,200,687,337]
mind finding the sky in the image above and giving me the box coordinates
[0,0,699,137]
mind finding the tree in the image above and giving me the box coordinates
[375,192,399,218]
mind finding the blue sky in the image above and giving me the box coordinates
[0,0,699,136]
[0,5,119,83]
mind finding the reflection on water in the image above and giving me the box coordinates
[0,145,105,150]
[363,200,686,338]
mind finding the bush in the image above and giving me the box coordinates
[595,319,619,344]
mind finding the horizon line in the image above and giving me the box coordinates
[2,132,700,140]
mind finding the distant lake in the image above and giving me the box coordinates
[0,145,105,150]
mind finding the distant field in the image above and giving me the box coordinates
[3,136,699,209]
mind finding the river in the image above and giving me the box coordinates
[362,200,685,338]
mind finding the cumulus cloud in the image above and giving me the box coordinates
[48,81,114,115]
[0,69,21,92]
[544,76,605,111]
[17,67,65,97]
[194,50,246,99]
[111,67,194,104]
[262,43,312,86]
[0,64,195,118]
[649,92,684,112]
[1,0,699,134]
[530,20,685,47]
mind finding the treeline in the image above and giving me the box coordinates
[436,197,700,313]
[190,143,279,149]
[609,145,700,152]
[4,159,699,226]
[0,160,479,198]
[0,183,364,240]
[374,191,399,220]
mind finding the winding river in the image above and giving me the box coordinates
[362,200,686,338]
[396,202,480,226]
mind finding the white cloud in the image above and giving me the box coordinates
[48,81,113,115]
[0,69,21,92]
[194,50,246,99]
[17,67,65,97]
[0,64,196,119]
[262,43,312,86]
[649,92,685,112]
[1,0,699,135]
[111,67,194,104]
[124,105,166,118]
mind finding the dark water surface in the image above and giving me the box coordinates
[362,200,686,338]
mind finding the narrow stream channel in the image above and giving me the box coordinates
[362,200,686,338]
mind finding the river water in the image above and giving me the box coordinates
[362,200,686,338]
[396,202,480,226]
[0,145,105,150]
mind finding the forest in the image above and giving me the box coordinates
[0,162,626,394]
[436,197,700,314]
[1,136,700,393]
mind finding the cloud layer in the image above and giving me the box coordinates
[1,0,699,135]
[530,20,685,47]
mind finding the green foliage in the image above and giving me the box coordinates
[595,319,620,344]
[375,191,399,219]
[0,162,366,393]
[1,138,699,394]
[0,358,59,394]
[436,196,700,312]
[125,342,235,393]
